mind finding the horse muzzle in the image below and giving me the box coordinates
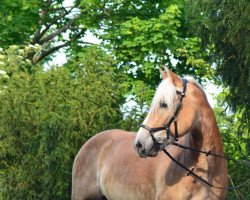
[135,138,170,158]
[135,134,176,158]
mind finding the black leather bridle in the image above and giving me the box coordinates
[139,77,249,189]
[140,78,188,146]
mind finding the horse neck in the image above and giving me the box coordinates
[184,103,225,172]
[198,104,224,154]
[173,103,223,169]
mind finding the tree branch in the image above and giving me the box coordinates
[39,14,81,44]
[32,1,80,44]
[32,0,57,42]
[35,11,73,43]
[32,43,68,64]
[49,6,77,12]
[33,7,49,43]
[32,28,87,64]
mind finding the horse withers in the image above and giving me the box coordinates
[72,69,228,200]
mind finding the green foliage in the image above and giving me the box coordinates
[186,6,250,196]
[103,2,210,79]
[214,91,250,200]
[0,45,124,199]
[186,1,250,196]
[186,0,250,129]
[0,0,41,47]
[99,1,211,122]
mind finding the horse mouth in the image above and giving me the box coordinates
[148,144,161,157]
[147,140,171,157]
[137,148,159,158]
[138,153,148,158]
[148,150,159,157]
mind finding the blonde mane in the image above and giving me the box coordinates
[150,78,177,112]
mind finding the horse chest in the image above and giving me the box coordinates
[99,167,156,200]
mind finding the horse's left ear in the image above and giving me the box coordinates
[165,68,182,87]
[159,68,168,79]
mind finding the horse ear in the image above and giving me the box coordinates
[159,68,168,79]
[165,68,182,87]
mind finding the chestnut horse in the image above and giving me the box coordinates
[72,69,228,200]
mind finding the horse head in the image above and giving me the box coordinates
[135,68,204,158]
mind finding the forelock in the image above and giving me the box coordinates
[150,78,177,112]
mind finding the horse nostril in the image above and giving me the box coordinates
[136,141,142,149]
[135,140,146,156]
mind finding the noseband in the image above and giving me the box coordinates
[140,78,187,145]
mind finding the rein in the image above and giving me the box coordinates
[169,142,249,189]
[162,149,249,190]
[172,142,250,165]
[139,78,249,190]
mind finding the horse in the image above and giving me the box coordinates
[71,69,228,200]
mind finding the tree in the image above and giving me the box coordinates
[0,45,125,199]
[185,1,250,196]
[186,0,250,131]
[213,91,250,200]
[0,0,98,64]
[93,0,212,125]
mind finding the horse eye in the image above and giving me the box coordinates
[160,102,168,108]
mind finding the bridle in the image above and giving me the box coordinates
[140,78,188,146]
[138,77,249,190]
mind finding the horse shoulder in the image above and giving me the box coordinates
[73,129,135,173]
[72,130,135,200]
